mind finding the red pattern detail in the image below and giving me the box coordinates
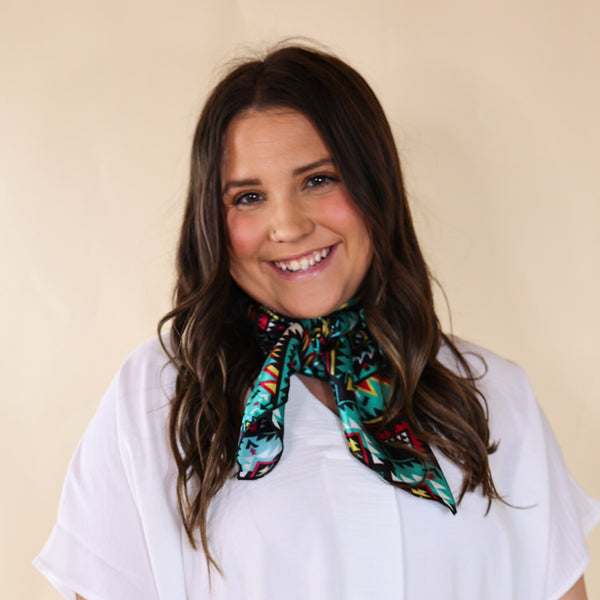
[249,459,278,478]
[346,432,371,465]
[374,417,427,452]
[258,363,279,394]
[256,311,269,330]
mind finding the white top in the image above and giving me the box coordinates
[34,338,600,600]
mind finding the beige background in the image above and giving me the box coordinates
[2,1,599,598]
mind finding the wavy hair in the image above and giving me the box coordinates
[158,43,500,569]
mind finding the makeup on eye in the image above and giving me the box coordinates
[228,172,340,207]
[304,173,340,189]
[233,191,264,207]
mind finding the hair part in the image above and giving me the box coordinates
[159,42,500,571]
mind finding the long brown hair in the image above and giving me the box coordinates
[158,43,500,569]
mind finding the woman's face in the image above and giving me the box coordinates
[222,108,373,319]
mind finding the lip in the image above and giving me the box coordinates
[266,244,338,280]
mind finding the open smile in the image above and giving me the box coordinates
[272,246,332,272]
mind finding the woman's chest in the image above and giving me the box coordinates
[179,379,544,600]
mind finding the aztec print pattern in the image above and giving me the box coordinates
[237,300,456,513]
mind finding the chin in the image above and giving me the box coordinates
[274,297,349,320]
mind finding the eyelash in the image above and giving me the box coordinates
[305,173,338,188]
[231,173,339,206]
[233,191,263,206]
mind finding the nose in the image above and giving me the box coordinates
[269,197,314,243]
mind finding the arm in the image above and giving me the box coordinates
[560,576,587,600]
[35,360,162,600]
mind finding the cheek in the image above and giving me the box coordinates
[318,194,372,249]
[226,212,263,262]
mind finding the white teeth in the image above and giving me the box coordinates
[274,246,331,272]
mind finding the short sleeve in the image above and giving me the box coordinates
[33,372,159,600]
[540,407,600,600]
[454,341,600,600]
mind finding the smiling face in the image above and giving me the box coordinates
[222,108,373,319]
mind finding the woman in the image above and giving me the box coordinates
[35,44,598,599]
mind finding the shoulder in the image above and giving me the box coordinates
[88,337,177,447]
[112,336,177,411]
[438,336,530,388]
[438,337,539,439]
[117,336,176,390]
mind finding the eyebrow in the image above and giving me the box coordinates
[221,157,335,196]
[222,178,261,197]
[292,157,335,176]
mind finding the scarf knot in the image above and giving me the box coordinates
[237,301,456,513]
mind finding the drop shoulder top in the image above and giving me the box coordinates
[34,337,600,600]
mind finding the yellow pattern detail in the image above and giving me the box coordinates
[329,348,335,375]
[355,378,381,398]
[262,381,277,394]
[265,364,279,378]
[348,438,361,454]
[363,415,383,425]
[411,488,431,498]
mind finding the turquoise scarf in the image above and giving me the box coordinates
[236,300,456,513]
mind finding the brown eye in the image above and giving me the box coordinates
[306,174,338,188]
[234,192,263,206]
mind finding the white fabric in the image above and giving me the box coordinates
[34,338,600,600]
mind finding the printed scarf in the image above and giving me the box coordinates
[236,300,456,513]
